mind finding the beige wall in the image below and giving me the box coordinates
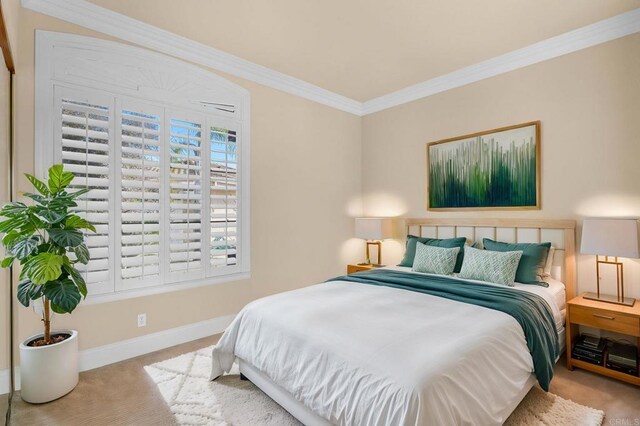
[362,33,640,298]
[12,9,362,355]
[0,55,10,373]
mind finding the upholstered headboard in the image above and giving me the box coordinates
[405,218,577,300]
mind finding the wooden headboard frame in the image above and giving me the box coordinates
[406,218,577,301]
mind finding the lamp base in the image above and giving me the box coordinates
[583,292,636,307]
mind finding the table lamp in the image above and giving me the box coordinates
[580,218,640,306]
[355,218,393,266]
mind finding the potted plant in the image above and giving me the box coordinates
[0,165,93,403]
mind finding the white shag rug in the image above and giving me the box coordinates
[145,346,605,426]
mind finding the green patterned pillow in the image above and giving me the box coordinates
[458,246,523,286]
[482,239,551,285]
[412,243,460,275]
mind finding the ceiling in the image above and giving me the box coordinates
[87,0,639,102]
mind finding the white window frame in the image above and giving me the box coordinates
[35,31,250,303]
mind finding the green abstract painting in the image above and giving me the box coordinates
[427,122,540,210]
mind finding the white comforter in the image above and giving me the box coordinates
[210,274,561,425]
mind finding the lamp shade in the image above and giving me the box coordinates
[580,219,640,258]
[355,218,393,241]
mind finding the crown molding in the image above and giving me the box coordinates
[22,0,640,116]
[362,8,640,115]
[21,0,364,116]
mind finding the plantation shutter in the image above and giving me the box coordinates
[209,125,238,269]
[56,87,115,295]
[51,89,245,296]
[166,115,205,281]
[117,102,164,290]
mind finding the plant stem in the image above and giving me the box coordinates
[43,298,51,345]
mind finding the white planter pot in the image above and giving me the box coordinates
[19,329,79,403]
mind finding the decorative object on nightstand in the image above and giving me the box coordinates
[580,218,640,306]
[355,217,393,266]
[566,294,640,386]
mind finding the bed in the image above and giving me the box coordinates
[211,218,576,425]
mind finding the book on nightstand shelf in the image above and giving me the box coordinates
[581,335,603,350]
[571,335,606,366]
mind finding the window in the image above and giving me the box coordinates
[37,32,250,299]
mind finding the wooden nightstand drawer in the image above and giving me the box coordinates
[570,305,640,337]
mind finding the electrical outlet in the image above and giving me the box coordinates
[137,313,147,327]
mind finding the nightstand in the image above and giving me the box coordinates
[346,264,380,274]
[566,294,640,386]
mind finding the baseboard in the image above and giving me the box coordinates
[78,313,236,372]
[0,368,11,395]
[0,313,236,393]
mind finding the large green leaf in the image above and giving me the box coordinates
[0,202,27,218]
[23,209,47,229]
[48,228,84,248]
[16,280,43,307]
[48,165,74,194]
[1,256,14,268]
[48,195,77,211]
[0,216,28,233]
[65,215,96,233]
[34,209,67,225]
[23,252,64,284]
[2,230,22,249]
[42,278,81,313]
[50,302,67,314]
[23,193,47,205]
[63,264,87,298]
[11,235,41,260]
[69,187,91,199]
[72,243,90,264]
[25,174,50,196]
[17,280,32,307]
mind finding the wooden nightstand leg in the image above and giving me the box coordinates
[566,321,578,371]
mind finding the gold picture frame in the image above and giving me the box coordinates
[426,121,541,211]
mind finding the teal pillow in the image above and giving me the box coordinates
[458,246,523,286]
[399,235,467,272]
[482,239,551,285]
[412,243,460,275]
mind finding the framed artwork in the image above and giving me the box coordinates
[427,121,540,211]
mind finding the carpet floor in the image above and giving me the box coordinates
[145,345,604,426]
[7,334,640,425]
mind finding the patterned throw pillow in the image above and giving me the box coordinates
[458,246,523,286]
[482,239,551,285]
[412,242,460,275]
